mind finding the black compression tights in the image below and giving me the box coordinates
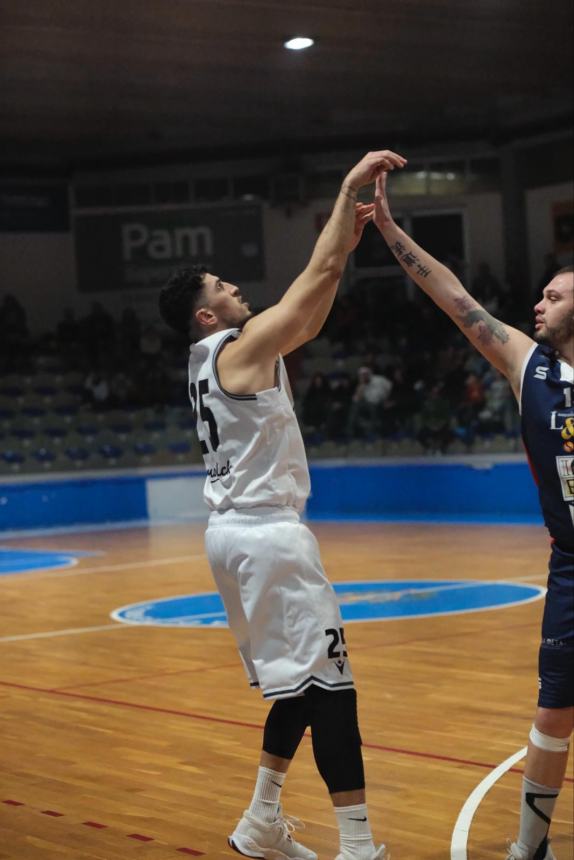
[262,685,365,794]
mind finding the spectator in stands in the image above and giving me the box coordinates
[326,373,353,441]
[109,368,137,409]
[416,382,452,454]
[381,365,417,437]
[0,294,29,370]
[463,371,486,415]
[301,372,332,442]
[57,308,81,361]
[119,308,142,359]
[83,369,111,410]
[347,365,392,439]
[139,323,163,360]
[82,302,115,365]
[472,262,502,315]
[478,371,518,436]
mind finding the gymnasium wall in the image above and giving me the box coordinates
[526,180,574,289]
[0,456,541,533]
[0,190,506,335]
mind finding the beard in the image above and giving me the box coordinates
[534,313,574,350]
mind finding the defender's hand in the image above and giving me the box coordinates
[373,171,394,230]
[344,150,407,193]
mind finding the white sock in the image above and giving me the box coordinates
[248,767,285,823]
[517,777,559,858]
[335,803,375,858]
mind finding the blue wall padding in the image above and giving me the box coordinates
[0,460,540,532]
[0,475,147,530]
[307,461,540,519]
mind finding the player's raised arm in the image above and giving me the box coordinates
[373,172,535,398]
[230,151,406,364]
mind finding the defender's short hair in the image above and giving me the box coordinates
[159,265,207,338]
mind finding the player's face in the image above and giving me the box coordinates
[533,272,574,350]
[199,273,252,329]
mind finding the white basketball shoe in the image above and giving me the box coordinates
[229,809,318,859]
[335,845,389,860]
[505,840,556,860]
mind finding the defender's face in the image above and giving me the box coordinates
[533,272,574,350]
[197,273,252,330]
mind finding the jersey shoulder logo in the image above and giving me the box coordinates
[534,365,549,380]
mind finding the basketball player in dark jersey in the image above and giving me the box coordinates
[372,170,572,860]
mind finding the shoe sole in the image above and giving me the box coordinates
[228,835,316,860]
[229,837,265,858]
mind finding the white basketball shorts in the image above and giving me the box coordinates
[205,506,354,700]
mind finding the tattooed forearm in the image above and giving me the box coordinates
[453,297,510,345]
[390,240,431,278]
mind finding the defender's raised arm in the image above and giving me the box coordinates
[373,172,534,399]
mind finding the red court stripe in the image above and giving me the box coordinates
[1,679,572,784]
[41,810,64,817]
[2,800,25,806]
[54,661,240,693]
[82,821,107,829]
[128,833,154,842]
[0,680,263,730]
[177,849,205,856]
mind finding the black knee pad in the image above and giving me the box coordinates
[306,685,365,794]
[262,695,310,760]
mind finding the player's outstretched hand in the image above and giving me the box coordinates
[373,171,394,230]
[348,202,375,252]
[344,150,406,192]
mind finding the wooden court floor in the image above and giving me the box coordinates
[0,520,572,860]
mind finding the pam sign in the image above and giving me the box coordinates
[74,203,263,292]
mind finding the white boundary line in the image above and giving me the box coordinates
[450,746,527,859]
[9,553,205,580]
[110,580,546,629]
[0,623,133,643]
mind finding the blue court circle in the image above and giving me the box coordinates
[111,580,545,627]
[0,548,78,575]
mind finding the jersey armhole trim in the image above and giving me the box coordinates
[518,342,537,416]
[212,334,258,401]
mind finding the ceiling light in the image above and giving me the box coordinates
[284,36,315,51]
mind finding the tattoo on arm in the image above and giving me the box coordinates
[390,241,431,278]
[340,185,358,201]
[453,297,510,345]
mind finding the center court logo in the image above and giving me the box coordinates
[111,580,545,628]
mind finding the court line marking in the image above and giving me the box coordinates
[110,580,547,628]
[10,553,206,580]
[0,624,131,643]
[1,678,572,787]
[450,746,527,859]
[1,797,206,856]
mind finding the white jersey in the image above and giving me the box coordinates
[188,328,311,512]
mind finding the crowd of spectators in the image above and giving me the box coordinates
[0,296,186,412]
[0,254,549,463]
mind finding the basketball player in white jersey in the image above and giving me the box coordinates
[159,149,407,860]
[371,171,573,860]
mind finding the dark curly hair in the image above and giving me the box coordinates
[158,265,207,340]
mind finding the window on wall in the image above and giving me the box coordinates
[354,218,405,269]
[350,210,466,294]
[468,158,500,192]
[428,161,466,195]
[412,212,465,270]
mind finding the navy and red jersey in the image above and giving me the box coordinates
[521,343,574,551]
